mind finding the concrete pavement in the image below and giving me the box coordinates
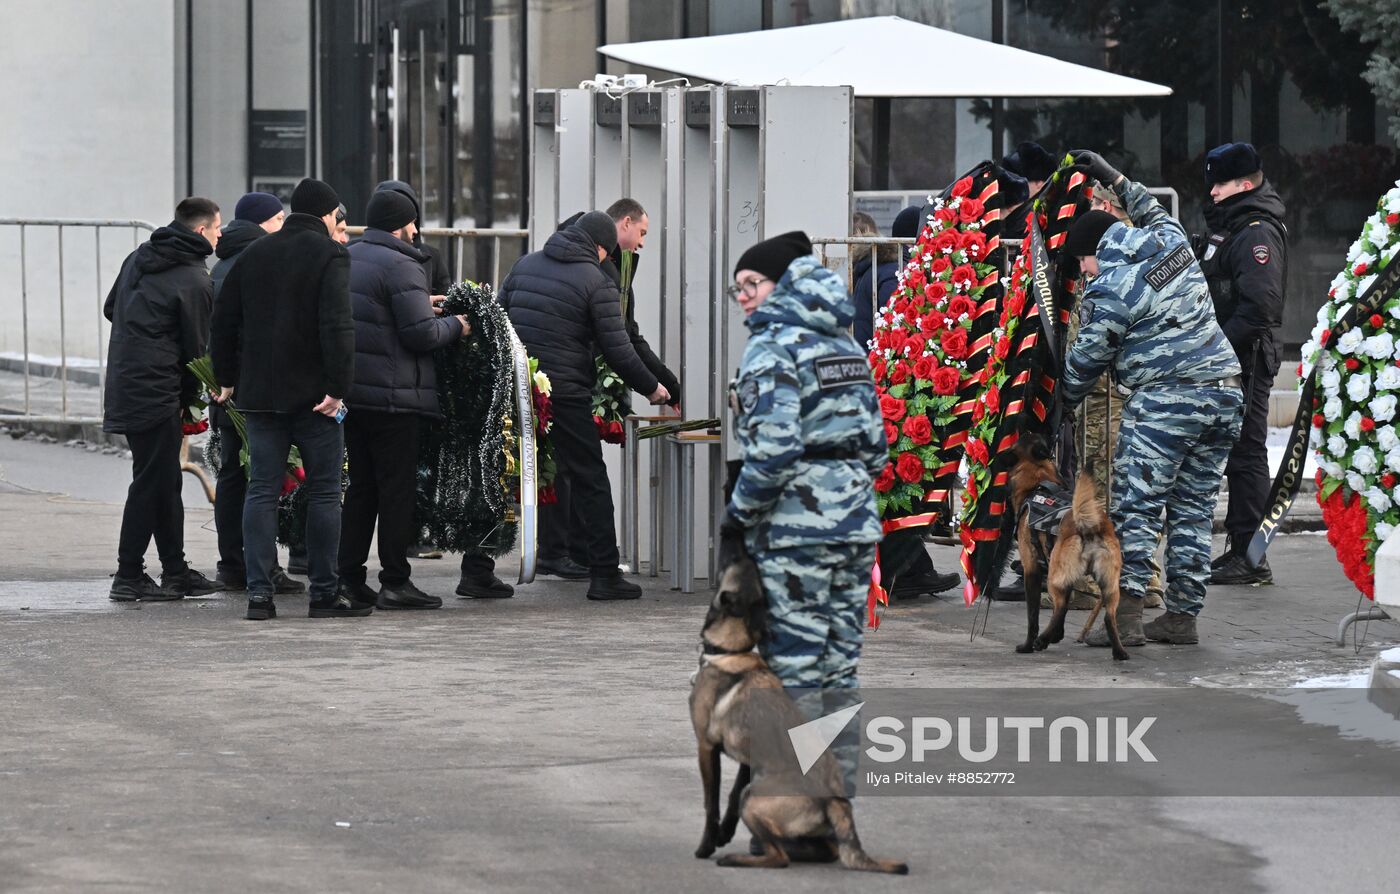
[2,436,1399,893]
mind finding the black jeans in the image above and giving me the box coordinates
[244,410,344,599]
[539,473,588,565]
[213,408,246,577]
[1224,339,1278,546]
[550,399,621,573]
[116,414,186,579]
[337,410,420,588]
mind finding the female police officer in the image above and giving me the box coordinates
[722,231,887,696]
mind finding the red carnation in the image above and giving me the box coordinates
[1363,417,1377,432]
[950,265,977,290]
[924,281,948,303]
[281,473,300,497]
[958,197,985,223]
[931,365,961,396]
[1355,261,1369,276]
[985,385,1001,413]
[940,327,970,360]
[903,414,934,446]
[1320,328,1332,346]
[1297,362,1303,378]
[1346,358,1361,371]
[1389,213,1400,226]
[875,464,896,493]
[880,394,907,422]
[1384,473,1398,489]
[896,451,925,483]
[884,421,899,444]
[1312,413,1325,428]
[913,356,936,380]
[1373,314,1386,329]
[539,484,558,505]
[951,177,973,198]
[947,295,977,319]
[930,256,952,275]
[889,361,910,385]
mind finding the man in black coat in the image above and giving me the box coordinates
[374,179,452,295]
[206,192,305,595]
[503,211,670,600]
[338,190,469,610]
[104,197,224,601]
[1197,143,1288,586]
[210,178,365,621]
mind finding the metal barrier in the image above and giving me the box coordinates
[344,225,530,288]
[810,235,917,343]
[0,217,157,424]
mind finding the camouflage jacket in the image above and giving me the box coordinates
[728,254,886,551]
[1062,179,1241,407]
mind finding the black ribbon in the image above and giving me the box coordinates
[1027,215,1057,358]
[1246,257,1400,566]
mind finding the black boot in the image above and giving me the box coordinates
[1209,554,1273,586]
[109,573,182,602]
[891,568,961,600]
[244,595,276,621]
[456,573,515,599]
[271,566,307,595]
[586,570,642,601]
[339,580,380,610]
[377,581,443,610]
[161,567,222,597]
[537,556,590,580]
[308,590,374,618]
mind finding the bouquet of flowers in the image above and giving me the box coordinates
[591,250,636,445]
[1298,180,1400,597]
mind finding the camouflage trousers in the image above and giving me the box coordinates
[1111,386,1243,616]
[1077,376,1165,602]
[754,541,876,689]
[754,541,875,794]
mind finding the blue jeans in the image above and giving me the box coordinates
[243,410,344,600]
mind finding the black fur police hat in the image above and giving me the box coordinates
[1204,142,1262,185]
[1063,210,1119,259]
[1003,141,1056,183]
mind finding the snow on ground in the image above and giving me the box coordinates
[1293,670,1373,688]
[1267,426,1318,481]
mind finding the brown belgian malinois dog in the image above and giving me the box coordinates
[1009,435,1128,661]
[688,556,909,874]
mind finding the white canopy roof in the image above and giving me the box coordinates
[600,15,1170,99]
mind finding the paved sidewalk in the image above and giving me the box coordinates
[2,437,1397,893]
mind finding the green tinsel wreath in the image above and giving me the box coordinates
[415,280,518,557]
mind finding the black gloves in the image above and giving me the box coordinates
[1071,149,1122,187]
[717,512,747,571]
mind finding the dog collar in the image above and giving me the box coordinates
[700,640,751,656]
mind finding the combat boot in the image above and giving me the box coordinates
[586,570,642,601]
[1085,593,1145,647]
[1209,554,1272,586]
[1143,611,1198,644]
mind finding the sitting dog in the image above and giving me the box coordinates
[688,556,908,874]
[1009,436,1128,661]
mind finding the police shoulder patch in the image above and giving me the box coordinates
[1252,244,1270,265]
[1079,298,1095,326]
[813,355,871,390]
[739,378,760,413]
[1143,244,1195,290]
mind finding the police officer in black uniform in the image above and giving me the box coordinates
[1195,142,1287,586]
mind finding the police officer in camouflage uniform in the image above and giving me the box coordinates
[1062,151,1244,646]
[723,231,886,694]
[1196,143,1288,586]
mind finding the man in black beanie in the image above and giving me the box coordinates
[105,197,224,601]
[1196,142,1288,586]
[1058,151,1242,649]
[494,210,668,600]
[1002,140,1057,196]
[337,191,470,610]
[211,178,364,620]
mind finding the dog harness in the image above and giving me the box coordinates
[1018,480,1075,575]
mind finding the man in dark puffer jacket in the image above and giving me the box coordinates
[211,178,361,621]
[338,190,469,610]
[104,197,224,602]
[504,211,670,600]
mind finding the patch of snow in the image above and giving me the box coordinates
[1267,426,1318,481]
[1379,646,1400,664]
[1293,670,1372,688]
